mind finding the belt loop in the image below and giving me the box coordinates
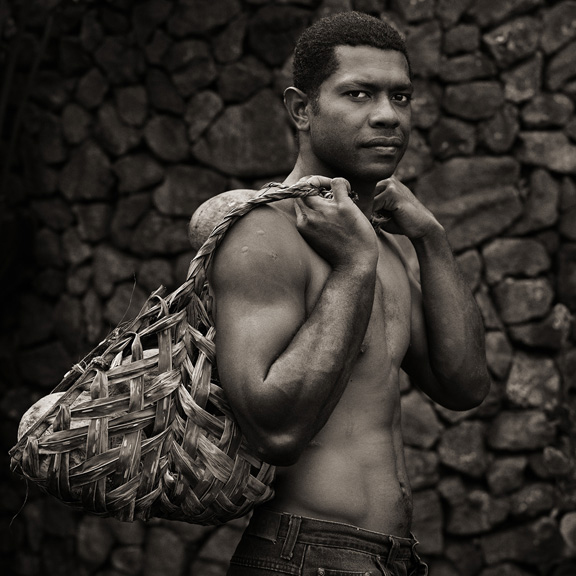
[280,515,302,560]
[385,535,400,567]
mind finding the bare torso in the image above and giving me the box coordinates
[262,200,414,536]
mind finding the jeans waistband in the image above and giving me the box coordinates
[246,508,416,561]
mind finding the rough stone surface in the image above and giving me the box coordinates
[501,54,542,103]
[185,90,224,143]
[429,117,476,159]
[488,411,556,451]
[521,93,574,128]
[443,81,504,121]
[404,447,439,490]
[192,90,296,177]
[483,17,541,68]
[144,115,189,162]
[478,103,519,153]
[505,352,561,410]
[468,0,544,28]
[493,278,555,324]
[438,421,488,477]
[558,243,576,311]
[517,131,576,174]
[482,238,551,285]
[400,391,443,449]
[509,482,556,518]
[113,154,164,193]
[406,21,442,77]
[485,331,513,380]
[542,1,576,54]
[411,490,444,555]
[443,24,480,55]
[509,304,573,350]
[447,490,510,535]
[115,85,148,127]
[546,40,576,91]
[487,456,528,495]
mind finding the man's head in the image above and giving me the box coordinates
[293,11,411,110]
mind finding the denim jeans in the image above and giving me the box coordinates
[227,508,428,576]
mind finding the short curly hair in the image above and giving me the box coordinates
[293,11,411,105]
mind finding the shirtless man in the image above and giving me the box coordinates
[191,11,490,575]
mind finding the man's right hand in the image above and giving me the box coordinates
[293,176,379,271]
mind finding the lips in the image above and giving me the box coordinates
[362,137,404,148]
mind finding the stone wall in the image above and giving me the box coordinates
[1,0,576,575]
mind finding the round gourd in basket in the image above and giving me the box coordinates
[9,182,329,525]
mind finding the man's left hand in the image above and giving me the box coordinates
[373,176,441,239]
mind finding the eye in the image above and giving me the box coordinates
[392,93,412,104]
[345,90,370,100]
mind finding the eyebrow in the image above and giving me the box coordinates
[336,79,414,93]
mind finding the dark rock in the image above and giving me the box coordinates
[542,1,576,54]
[390,0,434,22]
[167,0,241,36]
[170,43,218,97]
[443,81,504,121]
[561,176,576,211]
[435,0,474,27]
[115,86,148,127]
[443,24,480,55]
[100,5,130,35]
[144,115,189,162]
[113,154,164,193]
[476,284,504,330]
[38,114,67,164]
[445,540,484,576]
[153,165,227,217]
[36,269,66,297]
[130,211,190,256]
[32,71,70,111]
[96,102,142,157]
[509,304,572,350]
[248,5,311,67]
[480,517,563,567]
[487,410,556,451]
[137,259,174,293]
[480,563,534,576]
[53,294,84,354]
[521,93,574,128]
[59,37,91,77]
[560,513,576,554]
[30,198,74,232]
[406,21,442,77]
[485,331,513,381]
[145,29,171,65]
[93,245,138,297]
[400,390,443,449]
[559,348,576,393]
[429,186,523,251]
[34,226,64,269]
[404,447,439,490]
[487,456,528,495]
[75,203,112,243]
[517,131,576,174]
[77,515,115,567]
[429,117,476,159]
[530,446,573,479]
[61,228,92,265]
[482,17,541,69]
[395,129,433,181]
[67,265,92,296]
[104,282,148,326]
[478,103,519,153]
[438,476,467,506]
[192,90,296,177]
[81,9,104,52]
[447,490,510,535]
[111,194,153,249]
[558,243,576,311]
[59,141,114,200]
[411,79,441,129]
[481,238,551,285]
[76,68,109,109]
[438,421,488,477]
[18,293,55,346]
[62,103,92,144]
[131,0,172,46]
[94,36,145,85]
[439,52,496,83]
[510,169,560,234]
[493,277,554,324]
[111,546,144,575]
[146,68,185,114]
[416,156,520,204]
[505,351,560,409]
[212,13,248,64]
[412,490,444,555]
[142,527,186,576]
[83,289,103,344]
[185,91,224,143]
[560,206,576,240]
[218,56,272,103]
[546,40,576,90]
[18,341,73,387]
[455,249,482,292]
[468,0,544,28]
[502,53,542,103]
[509,483,556,518]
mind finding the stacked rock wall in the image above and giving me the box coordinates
[1,0,576,575]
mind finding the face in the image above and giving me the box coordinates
[305,45,412,185]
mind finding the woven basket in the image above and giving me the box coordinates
[9,182,326,526]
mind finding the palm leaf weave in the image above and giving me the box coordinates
[9,182,327,525]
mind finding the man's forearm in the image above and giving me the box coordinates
[412,226,490,406]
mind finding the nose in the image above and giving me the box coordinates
[368,97,400,128]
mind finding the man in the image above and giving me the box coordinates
[190,11,490,575]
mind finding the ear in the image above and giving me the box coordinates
[284,87,311,132]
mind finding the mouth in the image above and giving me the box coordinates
[362,138,403,149]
